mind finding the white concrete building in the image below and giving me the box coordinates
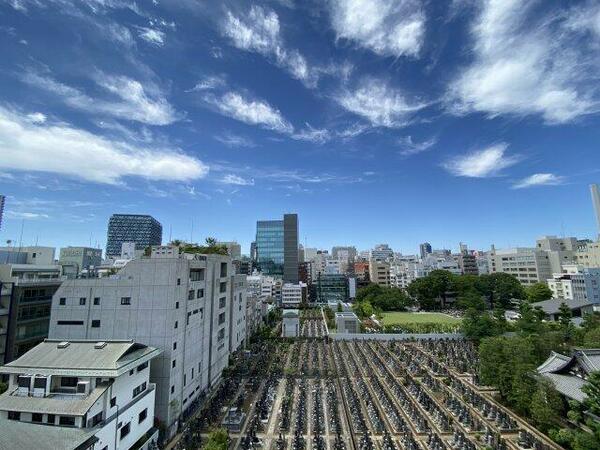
[48,245,234,437]
[335,312,360,334]
[575,241,600,268]
[0,246,56,266]
[547,265,600,304]
[0,339,161,450]
[536,236,578,274]
[281,310,299,338]
[370,244,394,261]
[488,246,552,285]
[281,283,303,308]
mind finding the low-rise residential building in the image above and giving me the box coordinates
[547,265,600,303]
[48,245,234,438]
[457,252,479,275]
[0,339,161,450]
[369,260,390,287]
[59,247,103,278]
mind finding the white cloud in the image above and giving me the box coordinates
[443,143,520,178]
[222,5,318,86]
[188,75,226,92]
[335,78,427,127]
[328,0,425,57]
[137,27,166,46]
[398,135,437,156]
[23,71,179,125]
[5,211,50,220]
[292,124,331,143]
[221,174,255,186]
[0,106,208,184]
[214,132,256,148]
[26,112,46,123]
[205,91,293,134]
[512,173,565,189]
[448,0,600,123]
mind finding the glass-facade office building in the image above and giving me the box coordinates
[106,214,162,257]
[255,214,298,283]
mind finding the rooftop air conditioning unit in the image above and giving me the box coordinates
[57,341,70,349]
[17,375,32,397]
[94,342,107,349]
[76,381,90,395]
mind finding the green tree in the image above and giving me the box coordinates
[526,282,553,302]
[203,428,229,450]
[0,381,6,395]
[488,272,526,309]
[337,302,343,313]
[558,302,574,341]
[516,300,544,334]
[583,372,600,417]
[530,380,564,432]
[585,327,600,347]
[457,290,486,311]
[462,309,499,341]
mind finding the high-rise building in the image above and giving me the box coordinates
[48,246,234,438]
[370,244,393,261]
[419,242,432,259]
[369,259,391,286]
[105,214,162,257]
[487,246,552,285]
[0,195,4,231]
[255,213,298,283]
[592,184,600,238]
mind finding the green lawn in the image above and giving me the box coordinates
[381,312,461,325]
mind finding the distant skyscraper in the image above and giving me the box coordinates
[0,195,4,230]
[106,214,162,257]
[419,242,432,259]
[592,184,600,237]
[255,213,298,283]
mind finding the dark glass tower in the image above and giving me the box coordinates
[255,213,298,283]
[106,214,162,257]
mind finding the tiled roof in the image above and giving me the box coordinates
[0,419,98,450]
[541,373,587,402]
[0,339,160,377]
[0,386,107,416]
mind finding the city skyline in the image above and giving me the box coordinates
[1,1,600,254]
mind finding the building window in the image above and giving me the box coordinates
[57,320,84,325]
[32,413,43,423]
[59,416,75,427]
[61,377,78,387]
[8,411,20,421]
[190,269,205,281]
[220,262,228,278]
[137,361,148,372]
[138,408,147,424]
[174,321,178,329]
[129,369,134,376]
[120,422,130,440]
[218,312,226,325]
[93,297,100,305]
[197,289,204,298]
[172,359,176,368]
[132,382,147,398]
[219,282,227,293]
[47,414,55,424]
[175,301,179,309]
[120,297,131,305]
[171,385,175,394]
[79,297,86,305]
[184,374,186,386]
[219,297,226,308]
[177,278,181,285]
[91,320,101,328]
[173,342,177,350]
[110,397,116,408]
[188,290,195,300]
[59,298,66,306]
[91,412,103,427]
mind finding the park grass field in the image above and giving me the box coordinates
[381,311,461,325]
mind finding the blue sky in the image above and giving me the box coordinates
[1,0,600,256]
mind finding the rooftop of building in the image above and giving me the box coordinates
[0,418,98,450]
[0,339,161,377]
[532,298,595,315]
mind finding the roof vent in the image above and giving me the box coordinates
[94,342,107,349]
[57,341,70,349]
